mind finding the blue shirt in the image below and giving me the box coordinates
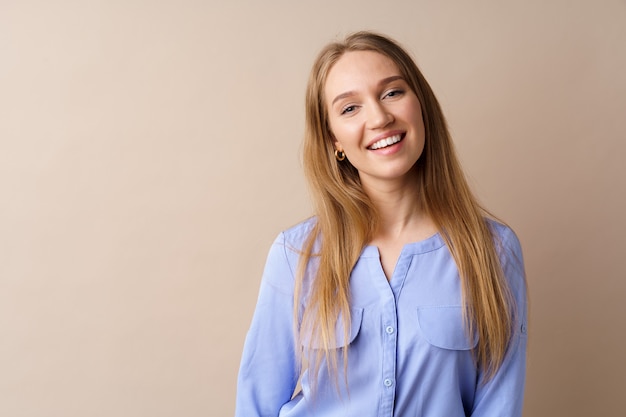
[236,218,527,416]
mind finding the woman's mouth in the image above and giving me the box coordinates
[368,134,403,150]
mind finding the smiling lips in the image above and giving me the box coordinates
[368,134,403,150]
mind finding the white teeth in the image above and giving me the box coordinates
[369,134,402,150]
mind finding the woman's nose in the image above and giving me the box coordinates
[366,102,394,129]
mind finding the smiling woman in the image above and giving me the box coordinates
[235,31,528,417]
[326,51,426,192]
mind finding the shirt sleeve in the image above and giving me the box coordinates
[235,233,299,417]
[471,225,528,417]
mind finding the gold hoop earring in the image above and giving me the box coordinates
[335,149,346,161]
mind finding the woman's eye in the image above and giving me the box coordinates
[341,105,357,115]
[384,89,404,99]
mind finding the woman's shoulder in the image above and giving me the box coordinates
[259,218,318,291]
[277,216,318,250]
[485,218,526,293]
[485,218,522,255]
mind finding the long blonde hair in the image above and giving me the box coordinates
[296,31,514,389]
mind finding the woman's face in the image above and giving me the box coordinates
[325,51,425,189]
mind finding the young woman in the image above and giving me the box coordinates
[235,31,527,416]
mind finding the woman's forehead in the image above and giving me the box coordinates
[324,51,402,103]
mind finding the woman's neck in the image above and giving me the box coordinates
[362,176,437,244]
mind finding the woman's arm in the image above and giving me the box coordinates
[471,225,528,416]
[235,233,299,417]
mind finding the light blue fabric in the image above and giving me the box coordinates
[235,218,527,417]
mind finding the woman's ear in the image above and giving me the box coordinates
[331,134,342,152]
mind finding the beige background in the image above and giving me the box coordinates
[1,0,624,416]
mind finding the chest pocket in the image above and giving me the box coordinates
[417,306,478,350]
[304,307,364,349]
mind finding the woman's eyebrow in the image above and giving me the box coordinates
[331,75,405,106]
[379,75,404,85]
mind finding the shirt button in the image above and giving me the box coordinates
[383,378,393,387]
[385,326,394,334]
